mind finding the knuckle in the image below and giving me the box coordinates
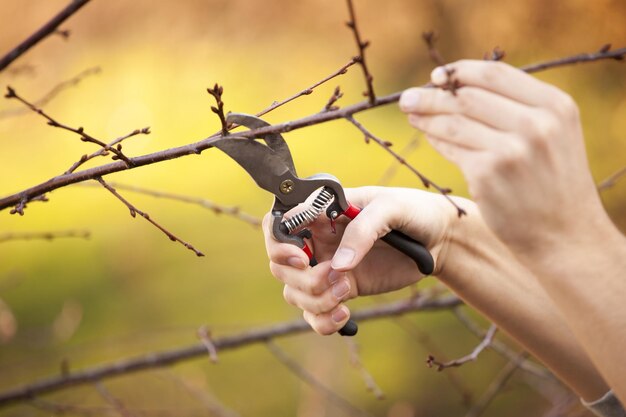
[455,88,475,114]
[493,136,529,170]
[479,61,507,85]
[444,114,463,140]
[282,285,296,306]
[553,90,579,120]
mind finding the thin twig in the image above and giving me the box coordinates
[426,323,497,371]
[520,45,625,73]
[422,31,446,66]
[4,86,133,167]
[207,84,229,135]
[93,381,136,417]
[197,325,219,364]
[323,86,344,112]
[80,182,260,227]
[0,67,101,120]
[96,177,204,257]
[66,127,150,174]
[256,58,357,117]
[452,308,555,380]
[345,0,375,103]
[464,353,527,417]
[597,165,626,191]
[346,115,467,216]
[266,340,375,417]
[0,230,90,243]
[0,294,462,408]
[377,135,420,185]
[0,47,623,214]
[345,339,385,400]
[0,0,92,72]
[10,195,49,216]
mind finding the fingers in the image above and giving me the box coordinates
[304,306,351,336]
[262,212,309,269]
[271,260,354,335]
[430,60,565,109]
[400,86,542,135]
[329,197,394,272]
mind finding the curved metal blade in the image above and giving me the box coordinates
[225,113,297,176]
[213,137,296,197]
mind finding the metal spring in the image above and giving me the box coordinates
[282,188,334,233]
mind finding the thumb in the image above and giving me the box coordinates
[330,202,392,271]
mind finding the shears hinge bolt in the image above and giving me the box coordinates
[279,179,295,194]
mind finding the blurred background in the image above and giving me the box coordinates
[0,0,624,416]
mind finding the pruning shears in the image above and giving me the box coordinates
[214,113,434,336]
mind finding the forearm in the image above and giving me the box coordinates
[436,202,609,400]
[520,212,626,405]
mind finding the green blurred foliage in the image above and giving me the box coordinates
[0,0,624,416]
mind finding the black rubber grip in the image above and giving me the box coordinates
[381,230,435,275]
[338,229,433,337]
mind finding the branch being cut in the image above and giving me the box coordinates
[0,48,623,214]
[0,0,92,72]
[96,178,204,257]
[0,294,462,408]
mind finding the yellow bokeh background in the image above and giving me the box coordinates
[0,1,625,416]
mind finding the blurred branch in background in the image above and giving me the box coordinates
[0,230,90,243]
[598,165,626,192]
[0,0,92,72]
[79,181,261,227]
[0,294,461,408]
[426,323,498,372]
[0,66,101,120]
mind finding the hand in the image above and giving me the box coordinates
[399,60,606,257]
[263,186,465,334]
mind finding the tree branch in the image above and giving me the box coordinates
[464,353,527,417]
[426,323,497,371]
[0,0,92,72]
[0,66,101,120]
[266,340,374,417]
[0,47,623,214]
[346,115,467,216]
[0,230,90,243]
[4,86,134,167]
[345,0,375,103]
[597,165,626,191]
[79,181,260,227]
[96,178,204,257]
[0,294,461,408]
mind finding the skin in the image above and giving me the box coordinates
[263,60,626,403]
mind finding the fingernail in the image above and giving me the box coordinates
[399,88,420,111]
[328,269,344,285]
[332,280,350,300]
[332,306,348,323]
[287,257,307,269]
[431,66,448,85]
[331,248,355,269]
